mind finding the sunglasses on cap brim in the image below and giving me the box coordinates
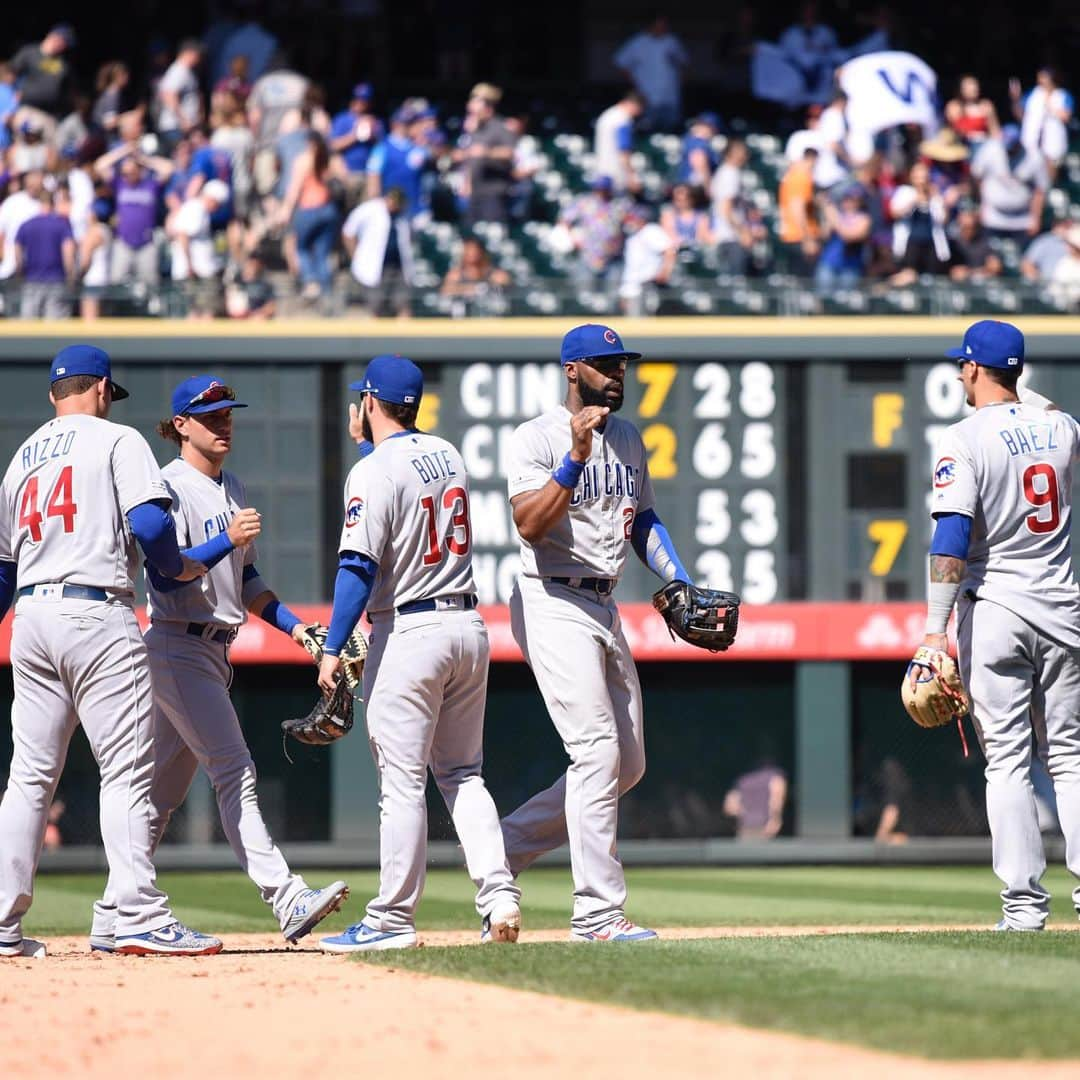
[187,384,237,408]
[579,355,630,371]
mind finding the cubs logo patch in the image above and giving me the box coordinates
[603,328,618,345]
[345,496,364,527]
[934,457,957,488]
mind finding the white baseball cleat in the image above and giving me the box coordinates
[481,903,521,943]
[115,922,223,956]
[0,938,47,958]
[570,917,658,943]
[281,880,350,944]
[319,922,418,953]
[993,919,1044,932]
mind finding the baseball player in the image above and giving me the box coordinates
[90,375,349,950]
[317,354,521,952]
[920,320,1080,930]
[500,324,692,942]
[0,346,221,957]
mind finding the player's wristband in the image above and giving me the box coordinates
[925,580,961,635]
[552,451,585,490]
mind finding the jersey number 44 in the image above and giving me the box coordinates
[18,466,77,543]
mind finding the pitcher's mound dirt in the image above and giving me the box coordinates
[0,930,1075,1079]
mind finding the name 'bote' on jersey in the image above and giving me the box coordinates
[569,461,639,507]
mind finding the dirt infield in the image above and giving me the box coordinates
[1,928,1077,1079]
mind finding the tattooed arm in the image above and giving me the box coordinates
[924,553,966,650]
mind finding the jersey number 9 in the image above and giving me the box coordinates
[18,466,77,543]
[421,486,471,566]
[1022,463,1060,535]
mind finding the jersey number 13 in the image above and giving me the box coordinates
[421,486,471,566]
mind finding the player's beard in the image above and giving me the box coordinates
[361,407,374,444]
[579,379,624,412]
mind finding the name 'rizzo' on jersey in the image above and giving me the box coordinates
[507,406,655,581]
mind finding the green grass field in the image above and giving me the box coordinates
[26,865,1080,1060]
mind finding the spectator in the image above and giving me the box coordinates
[593,90,644,195]
[814,186,871,293]
[15,186,75,318]
[8,119,55,176]
[224,253,276,319]
[507,115,542,222]
[459,83,516,227]
[660,182,711,251]
[273,100,315,209]
[777,1,839,106]
[329,83,383,204]
[65,144,98,241]
[92,62,133,146]
[613,15,688,131]
[710,138,751,274]
[918,128,970,216]
[0,64,18,154]
[79,196,113,319]
[54,94,94,161]
[213,54,252,109]
[678,112,720,189]
[784,103,822,164]
[367,108,428,219]
[157,40,205,153]
[11,24,76,131]
[247,57,309,195]
[440,234,510,316]
[723,756,788,840]
[341,186,413,318]
[1050,225,1080,308]
[168,178,228,316]
[183,127,234,232]
[1012,67,1074,182]
[971,124,1048,240]
[813,90,851,191]
[620,205,677,316]
[948,208,1002,282]
[279,134,339,302]
[556,176,631,289]
[873,758,913,845]
[777,147,819,275]
[0,171,46,285]
[95,142,174,287]
[944,75,997,147]
[1020,218,1070,282]
[888,162,951,285]
[211,101,254,225]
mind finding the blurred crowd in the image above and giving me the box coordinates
[0,15,1075,320]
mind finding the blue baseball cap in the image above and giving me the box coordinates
[945,320,1024,370]
[50,344,129,401]
[591,175,615,193]
[171,375,248,416]
[560,324,642,365]
[352,82,373,101]
[349,354,423,406]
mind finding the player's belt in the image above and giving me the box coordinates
[396,594,478,616]
[17,584,109,602]
[546,577,616,595]
[184,622,237,645]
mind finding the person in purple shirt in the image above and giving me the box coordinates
[15,186,75,318]
[94,142,175,286]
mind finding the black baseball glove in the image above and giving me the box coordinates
[652,581,741,652]
[295,622,368,690]
[281,678,355,748]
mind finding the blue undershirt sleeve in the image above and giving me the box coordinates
[630,507,691,583]
[183,530,235,570]
[929,512,972,560]
[324,556,377,655]
[0,559,16,620]
[128,500,183,578]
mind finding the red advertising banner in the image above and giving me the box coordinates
[0,603,935,664]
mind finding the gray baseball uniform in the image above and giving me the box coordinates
[932,402,1080,927]
[341,431,519,931]
[500,406,653,934]
[0,415,176,940]
[92,457,309,939]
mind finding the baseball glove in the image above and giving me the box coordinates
[296,622,368,691]
[652,581,741,652]
[281,677,355,748]
[901,646,970,729]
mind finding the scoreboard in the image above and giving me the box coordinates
[406,358,788,605]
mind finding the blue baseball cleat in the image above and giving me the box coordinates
[319,922,417,953]
[571,918,658,943]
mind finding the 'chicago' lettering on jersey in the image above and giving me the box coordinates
[203,511,232,540]
[410,450,457,485]
[999,424,1060,457]
[20,431,76,471]
[569,462,637,507]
